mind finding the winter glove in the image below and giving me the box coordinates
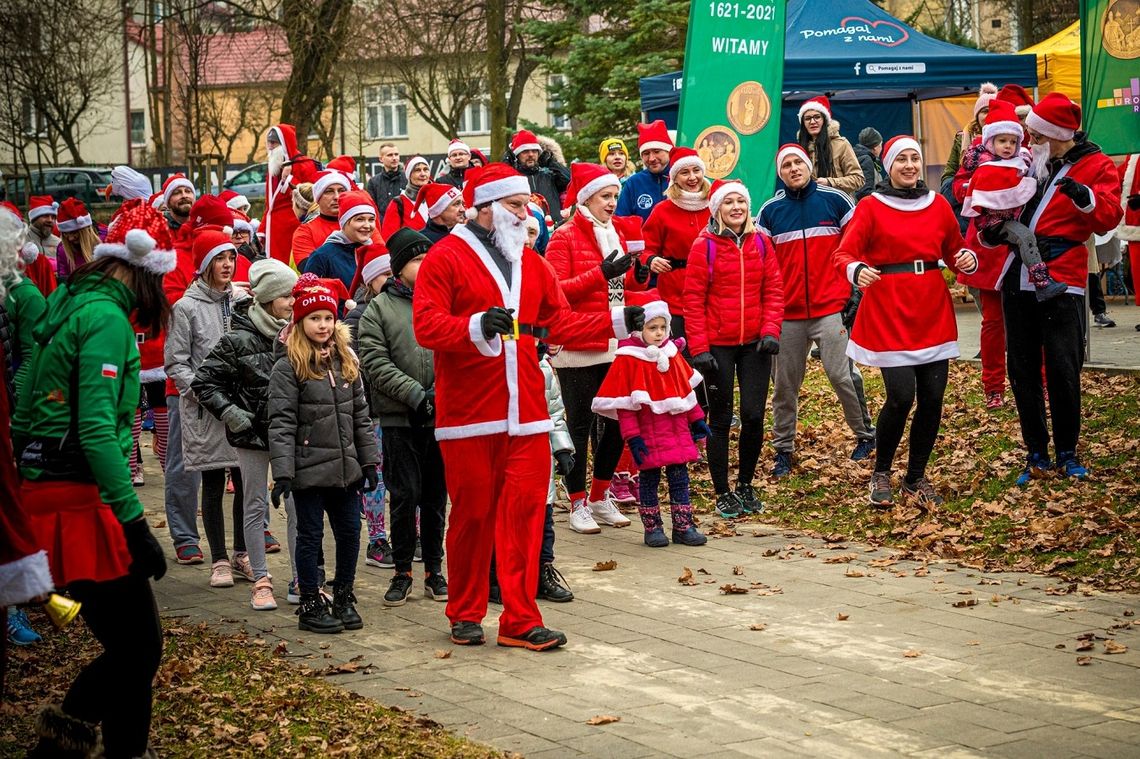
[841,290,862,330]
[271,478,292,509]
[122,516,167,581]
[633,258,651,284]
[221,406,254,435]
[627,436,649,467]
[623,305,645,333]
[1054,176,1092,209]
[757,336,780,355]
[481,306,515,340]
[361,465,380,494]
[691,351,718,378]
[690,420,712,442]
[600,250,635,280]
[554,450,575,477]
[411,391,435,426]
[1128,194,1140,211]
[538,149,555,168]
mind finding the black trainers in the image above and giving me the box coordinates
[424,572,448,601]
[869,471,893,508]
[734,482,764,514]
[497,626,567,651]
[450,621,485,646]
[332,584,363,630]
[488,582,502,605]
[537,563,574,602]
[383,572,414,607]
[714,491,744,518]
[900,477,944,506]
[772,451,793,477]
[850,438,875,461]
[297,592,344,634]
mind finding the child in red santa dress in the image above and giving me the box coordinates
[592,301,709,548]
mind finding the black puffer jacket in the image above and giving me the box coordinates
[192,300,279,450]
[267,348,378,490]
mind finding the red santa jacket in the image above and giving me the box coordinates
[380,193,426,241]
[414,223,626,441]
[832,191,967,367]
[131,314,166,385]
[23,254,57,298]
[545,210,650,352]
[642,199,710,315]
[1117,154,1140,244]
[263,124,318,265]
[682,227,784,356]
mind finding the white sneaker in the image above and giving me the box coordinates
[568,499,601,534]
[209,559,234,588]
[588,495,631,527]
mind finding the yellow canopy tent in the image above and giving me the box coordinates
[1021,22,1082,102]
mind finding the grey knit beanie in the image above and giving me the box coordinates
[858,127,883,148]
[249,258,298,303]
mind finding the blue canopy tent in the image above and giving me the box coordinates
[640,0,1038,150]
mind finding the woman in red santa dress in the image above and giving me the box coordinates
[832,136,978,509]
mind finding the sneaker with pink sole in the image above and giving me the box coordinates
[251,577,277,610]
[608,472,638,505]
[209,559,234,588]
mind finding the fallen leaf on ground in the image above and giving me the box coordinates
[433,650,452,659]
[273,641,289,656]
[1076,640,1095,652]
[732,565,744,575]
[1077,656,1093,666]
[952,599,979,608]
[966,640,980,646]
[749,623,767,631]
[845,568,866,578]
[586,715,621,725]
[824,554,858,564]
[1105,640,1128,654]
[152,519,167,529]
[678,567,696,586]
[836,613,849,621]
[903,650,922,658]
[719,584,749,594]
[1124,610,1135,617]
[697,568,710,575]
[762,549,780,557]
[592,560,617,571]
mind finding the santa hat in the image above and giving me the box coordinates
[56,198,92,233]
[775,143,813,174]
[962,162,1038,218]
[161,173,196,206]
[112,166,153,200]
[974,82,998,118]
[337,190,377,228]
[637,120,673,154]
[149,192,164,210]
[312,170,351,201]
[447,139,471,156]
[613,214,644,253]
[981,99,1024,147]
[708,179,751,219]
[359,242,392,285]
[461,163,531,218]
[566,163,620,207]
[20,242,40,265]
[193,228,236,275]
[404,155,429,180]
[996,84,1035,117]
[511,129,541,155]
[27,196,58,222]
[415,183,463,219]
[92,198,177,275]
[1026,92,1082,142]
[881,135,922,175]
[188,195,234,234]
[1,201,21,220]
[233,218,253,235]
[292,273,339,323]
[798,96,832,124]
[219,188,251,213]
[326,155,357,175]
[668,147,705,183]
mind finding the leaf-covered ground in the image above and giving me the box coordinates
[689,363,1140,591]
[0,621,501,759]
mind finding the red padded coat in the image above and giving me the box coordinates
[642,199,710,315]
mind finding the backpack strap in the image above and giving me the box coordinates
[706,237,716,285]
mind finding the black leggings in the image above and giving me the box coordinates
[64,574,163,758]
[874,360,949,484]
[557,363,624,496]
[706,343,772,493]
[201,467,245,564]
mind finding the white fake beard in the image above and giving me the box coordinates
[1029,142,1052,181]
[268,145,287,178]
[490,202,528,263]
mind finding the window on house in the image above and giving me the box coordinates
[21,97,45,137]
[130,110,146,145]
[364,84,408,140]
[991,19,1002,28]
[548,75,570,131]
[458,97,490,136]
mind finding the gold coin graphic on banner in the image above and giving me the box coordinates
[727,81,771,135]
[695,126,740,179]
[1101,0,1140,59]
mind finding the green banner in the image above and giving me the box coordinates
[1080,0,1140,155]
[677,0,788,198]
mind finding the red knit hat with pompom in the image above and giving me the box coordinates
[292,273,339,323]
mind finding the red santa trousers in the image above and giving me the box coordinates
[976,289,1006,395]
[441,432,550,638]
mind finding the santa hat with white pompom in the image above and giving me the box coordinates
[93,198,178,275]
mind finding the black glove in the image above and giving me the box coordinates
[690,420,712,441]
[623,305,645,333]
[841,290,862,330]
[1128,194,1140,211]
[271,477,292,508]
[627,436,649,466]
[538,149,554,168]
[480,306,514,340]
[554,450,575,477]
[122,516,167,581]
[411,391,435,426]
[691,351,718,377]
[361,464,379,493]
[757,336,780,355]
[1054,176,1092,208]
[634,258,651,284]
[600,250,635,280]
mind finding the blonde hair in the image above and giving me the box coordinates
[665,177,711,202]
[711,202,757,236]
[62,225,100,267]
[285,321,360,384]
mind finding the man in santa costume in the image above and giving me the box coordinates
[413,163,645,651]
[25,196,60,265]
[262,124,319,265]
[381,155,432,240]
[978,92,1122,484]
[416,182,465,244]
[616,120,674,221]
[1118,154,1140,318]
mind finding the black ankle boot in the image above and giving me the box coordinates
[297,591,344,634]
[332,584,363,630]
[537,563,574,602]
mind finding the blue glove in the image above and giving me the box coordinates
[627,436,649,467]
[690,420,712,441]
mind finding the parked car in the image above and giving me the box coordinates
[222,163,267,198]
[4,167,121,207]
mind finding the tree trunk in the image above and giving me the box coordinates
[279,0,354,155]
[485,0,508,158]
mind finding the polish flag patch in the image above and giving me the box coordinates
[101,363,119,378]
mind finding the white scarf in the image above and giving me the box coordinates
[577,205,622,259]
[672,190,709,213]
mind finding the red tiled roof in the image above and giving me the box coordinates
[199,28,291,87]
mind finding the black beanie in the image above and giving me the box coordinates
[387,228,432,276]
[858,127,883,148]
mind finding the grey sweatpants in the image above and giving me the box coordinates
[771,313,875,453]
[164,395,202,549]
[236,447,272,580]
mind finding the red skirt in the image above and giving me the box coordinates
[20,480,132,587]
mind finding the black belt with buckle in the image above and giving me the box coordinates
[878,260,941,275]
[504,321,550,340]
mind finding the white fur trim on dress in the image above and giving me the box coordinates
[882,138,922,176]
[1118,155,1140,242]
[962,177,1038,216]
[474,176,531,206]
[846,339,959,368]
[592,389,700,420]
[1025,110,1075,142]
[577,174,621,206]
[668,154,706,183]
[92,232,178,275]
[57,214,92,233]
[138,366,167,383]
[468,312,503,358]
[0,550,54,606]
[338,204,375,228]
[870,191,936,212]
